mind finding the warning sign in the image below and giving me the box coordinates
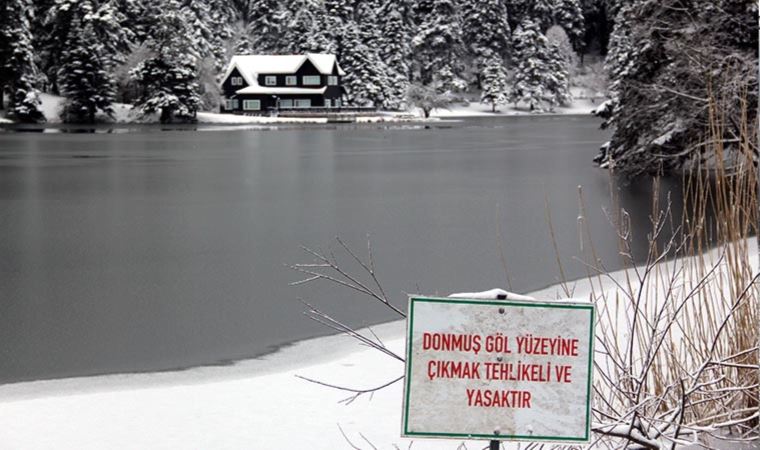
[401,296,594,442]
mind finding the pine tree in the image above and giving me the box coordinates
[594,0,757,176]
[0,0,44,122]
[510,18,570,111]
[283,0,331,53]
[58,19,116,123]
[180,0,230,71]
[480,56,509,112]
[377,4,413,109]
[553,0,585,51]
[42,0,132,95]
[130,1,200,123]
[411,0,466,92]
[239,0,285,53]
[462,0,510,89]
[462,0,511,62]
[546,25,579,81]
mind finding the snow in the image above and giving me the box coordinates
[196,112,328,124]
[449,288,536,301]
[16,90,600,125]
[3,240,755,449]
[427,94,603,118]
[220,54,345,90]
[234,86,328,95]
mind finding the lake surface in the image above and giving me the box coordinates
[0,117,679,383]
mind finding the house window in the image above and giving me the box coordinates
[265,76,277,86]
[328,76,338,86]
[325,99,331,108]
[231,77,243,86]
[302,76,321,86]
[294,99,311,108]
[243,100,261,110]
[286,76,297,86]
[225,98,239,110]
[279,99,293,109]
[334,99,341,108]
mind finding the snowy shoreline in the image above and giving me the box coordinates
[0,93,599,128]
[1,239,757,449]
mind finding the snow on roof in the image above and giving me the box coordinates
[220,53,345,89]
[234,86,328,95]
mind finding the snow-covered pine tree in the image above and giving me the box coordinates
[238,0,285,53]
[553,0,585,51]
[377,2,413,109]
[411,0,435,26]
[462,0,511,61]
[179,0,229,71]
[0,0,44,122]
[546,25,579,81]
[283,0,331,54]
[510,18,570,111]
[594,0,639,130]
[480,56,509,112]
[42,0,132,95]
[461,0,510,89]
[411,0,466,93]
[339,33,390,107]
[130,0,200,123]
[58,18,117,123]
[594,0,757,176]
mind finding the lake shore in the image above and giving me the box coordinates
[2,238,755,449]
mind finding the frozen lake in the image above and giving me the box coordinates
[0,117,679,383]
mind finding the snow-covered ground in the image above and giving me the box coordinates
[1,91,600,126]
[2,242,756,449]
[428,88,604,118]
[428,96,600,118]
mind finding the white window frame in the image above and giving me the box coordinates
[279,99,293,109]
[225,98,239,110]
[327,76,338,86]
[231,77,243,86]
[243,99,261,111]
[285,76,297,86]
[302,75,321,86]
[265,76,277,86]
[334,99,341,108]
[294,99,311,108]
[324,99,331,108]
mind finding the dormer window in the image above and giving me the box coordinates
[328,76,338,86]
[231,77,243,86]
[302,75,321,86]
[265,76,277,86]
[286,76,297,86]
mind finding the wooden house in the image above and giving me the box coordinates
[219,54,345,114]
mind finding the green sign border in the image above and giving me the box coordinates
[401,296,595,442]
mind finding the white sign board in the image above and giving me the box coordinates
[401,296,594,442]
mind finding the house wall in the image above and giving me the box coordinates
[220,67,248,96]
[219,58,346,115]
[256,59,342,92]
[220,94,342,114]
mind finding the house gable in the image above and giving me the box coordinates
[221,66,249,95]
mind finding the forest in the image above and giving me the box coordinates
[0,0,757,175]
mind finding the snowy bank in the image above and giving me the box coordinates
[2,239,756,449]
[428,96,602,118]
[2,93,600,126]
